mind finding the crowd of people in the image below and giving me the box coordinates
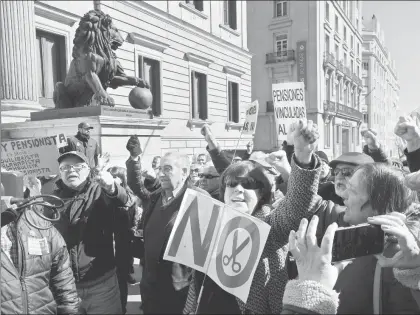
[1,115,420,314]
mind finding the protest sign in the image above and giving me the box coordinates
[1,135,62,176]
[56,133,68,148]
[164,189,271,303]
[272,82,306,141]
[242,100,259,135]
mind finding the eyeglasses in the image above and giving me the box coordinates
[59,164,88,172]
[225,177,264,190]
[333,168,354,177]
[199,174,220,180]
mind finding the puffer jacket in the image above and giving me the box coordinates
[52,179,131,283]
[1,208,79,314]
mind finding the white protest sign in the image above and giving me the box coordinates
[163,189,271,303]
[56,133,68,148]
[272,82,306,141]
[242,100,259,135]
[1,136,62,176]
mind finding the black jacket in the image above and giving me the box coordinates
[63,133,99,168]
[52,179,131,283]
[1,209,79,314]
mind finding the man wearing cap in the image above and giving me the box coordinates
[63,122,100,168]
[53,151,133,314]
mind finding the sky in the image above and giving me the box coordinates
[362,1,420,114]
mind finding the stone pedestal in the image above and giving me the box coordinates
[1,107,170,170]
[0,0,43,122]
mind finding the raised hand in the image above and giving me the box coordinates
[201,124,218,150]
[290,119,319,164]
[266,150,291,181]
[289,216,347,290]
[246,141,254,154]
[97,152,110,172]
[394,116,420,152]
[94,170,116,195]
[368,212,420,269]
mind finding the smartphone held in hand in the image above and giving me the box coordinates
[327,223,385,263]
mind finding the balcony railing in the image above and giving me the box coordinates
[266,50,295,64]
[336,60,344,73]
[323,100,363,120]
[336,102,363,120]
[323,52,336,68]
[344,66,352,78]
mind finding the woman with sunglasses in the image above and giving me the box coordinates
[184,119,324,314]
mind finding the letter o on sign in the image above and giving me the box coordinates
[215,217,260,288]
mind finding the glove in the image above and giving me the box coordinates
[126,135,142,156]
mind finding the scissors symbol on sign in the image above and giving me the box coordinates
[222,230,250,273]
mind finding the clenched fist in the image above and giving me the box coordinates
[362,128,379,150]
[290,119,319,164]
[266,150,291,181]
[394,116,420,153]
[94,170,116,195]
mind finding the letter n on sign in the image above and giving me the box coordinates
[164,189,224,273]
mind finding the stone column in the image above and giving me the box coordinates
[0,0,42,122]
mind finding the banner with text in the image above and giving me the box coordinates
[0,135,66,176]
[272,82,306,141]
[242,100,259,135]
[163,189,271,303]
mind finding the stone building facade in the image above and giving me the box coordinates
[248,0,364,159]
[0,0,252,167]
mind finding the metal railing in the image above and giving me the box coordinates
[323,52,336,67]
[266,50,295,64]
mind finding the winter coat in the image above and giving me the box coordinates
[63,133,99,168]
[405,148,420,173]
[184,155,323,314]
[1,209,79,314]
[52,179,132,283]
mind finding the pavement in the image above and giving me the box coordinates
[126,258,143,315]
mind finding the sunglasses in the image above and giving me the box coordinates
[333,168,354,177]
[199,174,220,180]
[225,177,265,190]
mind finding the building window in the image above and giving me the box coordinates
[275,34,288,56]
[350,35,354,50]
[363,62,369,70]
[138,55,162,116]
[36,29,66,108]
[191,71,208,120]
[335,44,339,60]
[325,2,330,21]
[228,81,240,123]
[325,122,331,148]
[351,59,354,73]
[223,0,237,30]
[275,1,288,17]
[357,43,360,55]
[344,52,347,66]
[343,26,347,41]
[325,34,330,53]
[336,125,340,143]
[185,0,204,11]
[357,126,360,145]
[357,65,360,77]
[352,127,355,144]
[335,15,339,32]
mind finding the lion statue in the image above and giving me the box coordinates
[53,10,149,108]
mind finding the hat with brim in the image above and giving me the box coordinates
[58,151,89,165]
[329,152,374,169]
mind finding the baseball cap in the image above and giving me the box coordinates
[248,151,278,175]
[329,152,374,169]
[57,151,89,165]
[78,122,93,129]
